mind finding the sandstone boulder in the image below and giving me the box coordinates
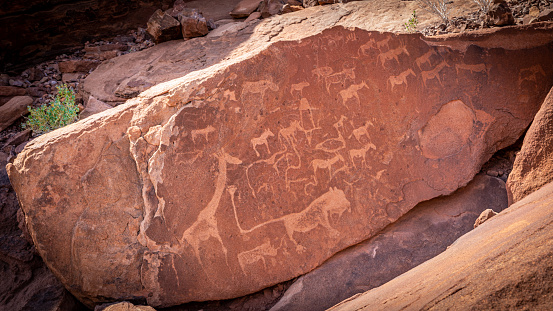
[0,96,32,132]
[80,96,113,120]
[507,86,553,204]
[473,208,498,228]
[260,0,286,17]
[270,174,507,311]
[58,59,100,73]
[7,23,553,308]
[230,0,264,18]
[486,0,515,26]
[147,9,182,44]
[177,9,209,39]
[329,179,553,310]
[96,301,156,311]
[0,86,26,97]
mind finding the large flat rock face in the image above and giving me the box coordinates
[7,24,553,308]
[270,174,508,311]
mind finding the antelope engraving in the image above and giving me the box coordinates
[388,69,415,91]
[378,46,410,67]
[290,81,310,96]
[229,186,351,252]
[251,129,275,157]
[242,80,279,99]
[455,63,487,76]
[359,38,377,56]
[325,68,356,93]
[191,125,216,143]
[421,61,449,87]
[312,66,334,78]
[237,240,279,274]
[375,36,391,50]
[339,82,369,107]
[415,50,437,70]
[349,143,376,168]
[310,154,348,184]
[349,121,374,143]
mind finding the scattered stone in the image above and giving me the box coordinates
[474,208,499,228]
[14,141,28,154]
[507,87,553,205]
[0,74,9,86]
[281,4,304,13]
[0,96,33,132]
[486,0,515,26]
[260,0,286,17]
[177,9,210,39]
[58,59,100,73]
[96,301,156,311]
[303,0,319,7]
[2,129,31,148]
[537,8,553,21]
[230,0,264,18]
[245,11,263,22]
[147,9,182,43]
[287,0,303,5]
[8,79,24,87]
[25,87,46,98]
[271,174,507,311]
[0,86,26,97]
[486,169,499,177]
[80,96,113,119]
[62,73,82,83]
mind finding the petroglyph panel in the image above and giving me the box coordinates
[132,28,553,306]
[8,25,553,308]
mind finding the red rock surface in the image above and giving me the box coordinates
[329,179,553,311]
[270,174,508,311]
[7,24,553,308]
[507,86,553,204]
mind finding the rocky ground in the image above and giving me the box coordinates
[1,0,553,310]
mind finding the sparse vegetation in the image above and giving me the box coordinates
[472,0,493,13]
[404,10,419,33]
[417,0,451,23]
[23,84,79,134]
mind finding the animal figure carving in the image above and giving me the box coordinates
[228,186,351,252]
[251,129,275,157]
[191,125,216,143]
[421,61,449,87]
[339,82,368,107]
[378,46,410,67]
[237,240,280,274]
[349,143,376,168]
[180,150,242,266]
[388,69,415,91]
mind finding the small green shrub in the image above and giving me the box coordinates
[23,84,79,134]
[404,10,418,33]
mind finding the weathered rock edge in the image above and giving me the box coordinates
[7,23,553,308]
[328,179,553,311]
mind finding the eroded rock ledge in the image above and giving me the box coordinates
[7,23,553,308]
